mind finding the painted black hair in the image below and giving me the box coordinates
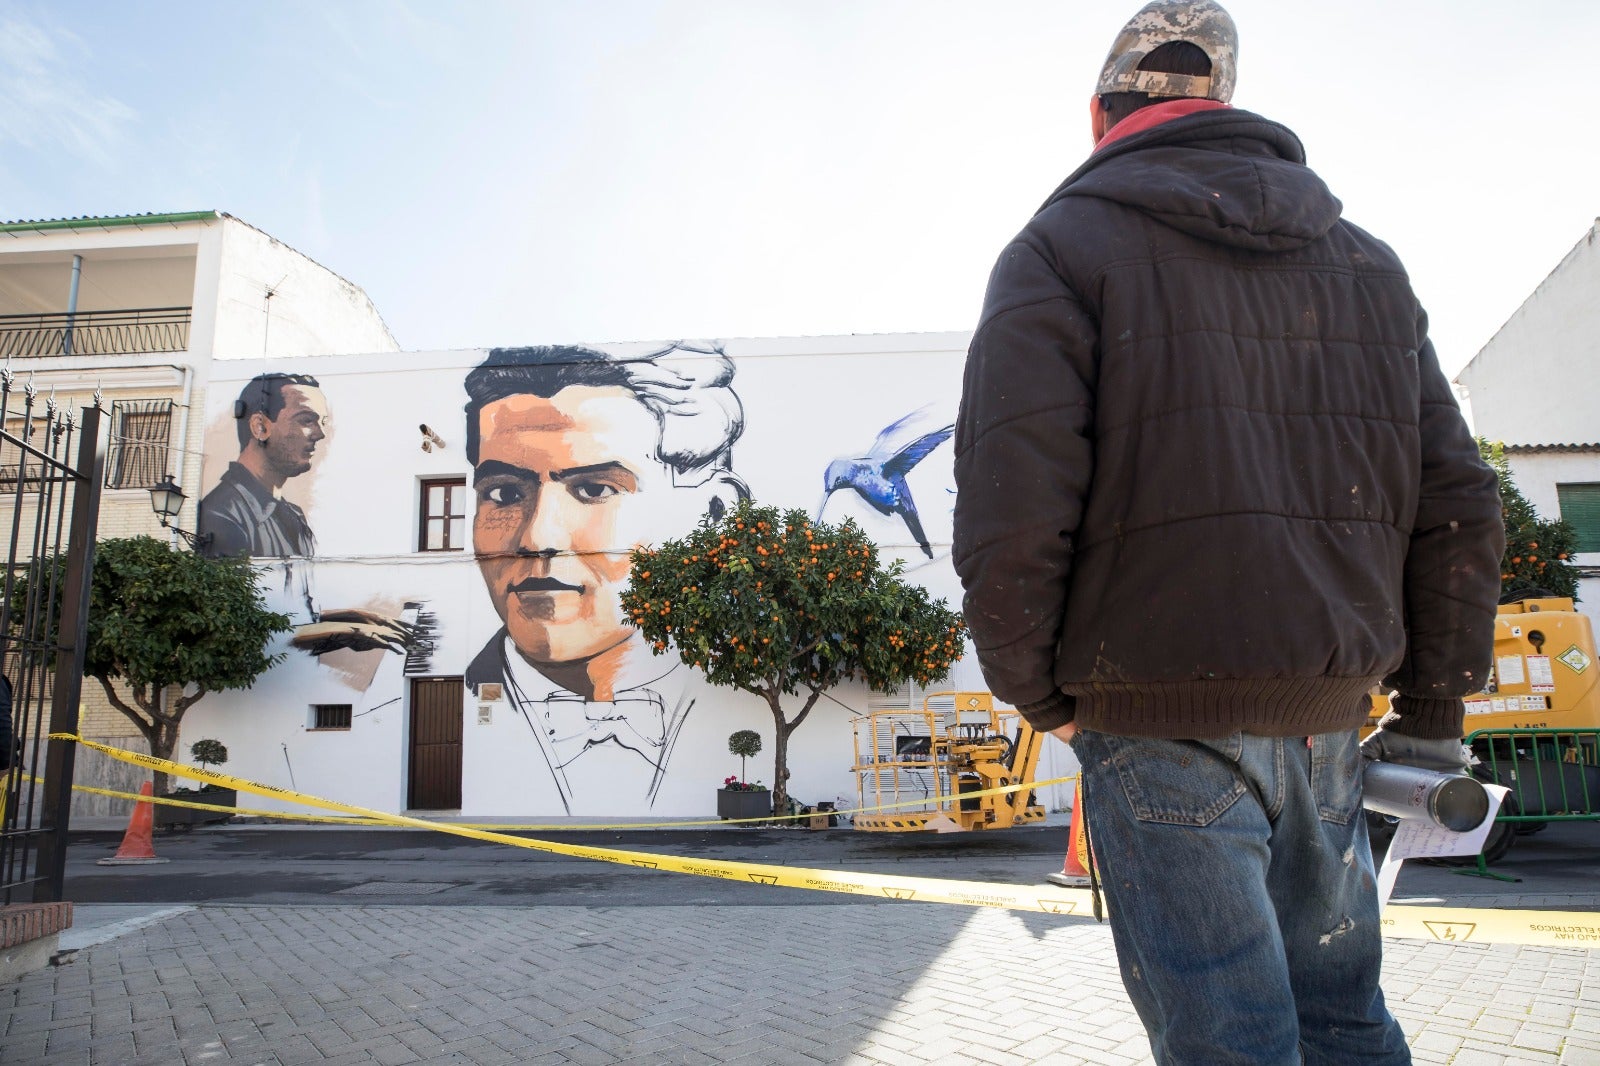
[234,373,322,450]
[463,344,746,490]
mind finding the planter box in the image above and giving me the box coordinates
[157,788,237,829]
[717,788,771,822]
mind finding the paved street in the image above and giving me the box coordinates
[6,902,1599,1066]
[2,821,1597,1065]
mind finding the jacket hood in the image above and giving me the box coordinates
[1042,109,1342,253]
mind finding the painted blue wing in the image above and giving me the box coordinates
[864,409,930,460]
[882,425,954,479]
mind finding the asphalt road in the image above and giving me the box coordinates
[61,819,1600,909]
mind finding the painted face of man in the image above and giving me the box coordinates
[473,384,715,668]
[256,384,329,480]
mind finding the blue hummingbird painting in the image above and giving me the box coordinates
[820,410,954,559]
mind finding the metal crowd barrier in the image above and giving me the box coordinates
[1466,727,1600,824]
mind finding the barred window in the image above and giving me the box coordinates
[311,704,353,730]
[105,399,174,490]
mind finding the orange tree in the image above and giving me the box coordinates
[1480,440,1581,601]
[16,536,291,795]
[622,500,966,815]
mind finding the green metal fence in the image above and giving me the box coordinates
[1466,727,1600,823]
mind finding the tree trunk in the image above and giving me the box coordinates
[766,686,824,819]
[151,716,182,797]
[771,713,790,817]
[93,677,205,796]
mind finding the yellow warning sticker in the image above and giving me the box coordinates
[1421,921,1477,942]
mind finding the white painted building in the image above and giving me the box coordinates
[0,210,400,812]
[178,334,1080,820]
[1456,219,1600,625]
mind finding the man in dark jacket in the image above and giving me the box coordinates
[953,2,1503,1062]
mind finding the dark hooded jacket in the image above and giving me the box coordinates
[953,108,1503,741]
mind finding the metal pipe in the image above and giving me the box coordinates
[171,364,194,546]
[64,255,82,356]
[1363,762,1490,832]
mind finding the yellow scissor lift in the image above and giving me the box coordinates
[851,691,1047,831]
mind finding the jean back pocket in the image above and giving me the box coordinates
[1098,732,1248,827]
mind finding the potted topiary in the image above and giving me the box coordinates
[158,738,238,830]
[717,730,770,822]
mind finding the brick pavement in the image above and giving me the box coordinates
[3,904,1598,1066]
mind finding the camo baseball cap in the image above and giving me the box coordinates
[1095,0,1238,104]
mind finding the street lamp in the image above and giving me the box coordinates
[148,476,211,550]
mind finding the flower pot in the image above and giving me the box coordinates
[157,787,237,830]
[716,788,771,821]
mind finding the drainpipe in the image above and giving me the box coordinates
[174,363,195,530]
[64,255,83,355]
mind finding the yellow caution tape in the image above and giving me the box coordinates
[1380,908,1600,947]
[64,779,1084,832]
[53,735,1600,947]
[47,763,1075,832]
[22,773,360,824]
[61,780,384,824]
[55,734,1097,913]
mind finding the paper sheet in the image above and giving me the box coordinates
[1495,654,1525,686]
[1528,655,1555,693]
[1377,783,1509,905]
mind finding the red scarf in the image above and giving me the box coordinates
[1095,98,1231,153]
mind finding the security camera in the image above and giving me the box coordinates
[419,424,446,452]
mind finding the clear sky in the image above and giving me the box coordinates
[2,1,1595,380]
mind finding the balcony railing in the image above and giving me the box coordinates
[0,306,191,358]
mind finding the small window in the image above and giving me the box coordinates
[311,704,353,730]
[419,477,467,552]
[1557,483,1600,553]
[105,399,174,490]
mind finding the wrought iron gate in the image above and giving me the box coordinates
[0,371,105,903]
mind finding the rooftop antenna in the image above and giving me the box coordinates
[262,275,288,357]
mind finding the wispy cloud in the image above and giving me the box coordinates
[311,0,468,112]
[0,13,136,166]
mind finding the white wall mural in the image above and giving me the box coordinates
[462,343,747,813]
[198,373,416,692]
[187,334,987,818]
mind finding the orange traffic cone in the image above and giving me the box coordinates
[1046,779,1092,887]
[97,781,171,866]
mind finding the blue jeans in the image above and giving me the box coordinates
[1070,728,1411,1066]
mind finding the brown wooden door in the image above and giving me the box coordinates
[409,677,463,809]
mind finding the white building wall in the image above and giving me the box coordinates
[181,334,1009,819]
[210,218,398,360]
[1457,220,1600,447]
